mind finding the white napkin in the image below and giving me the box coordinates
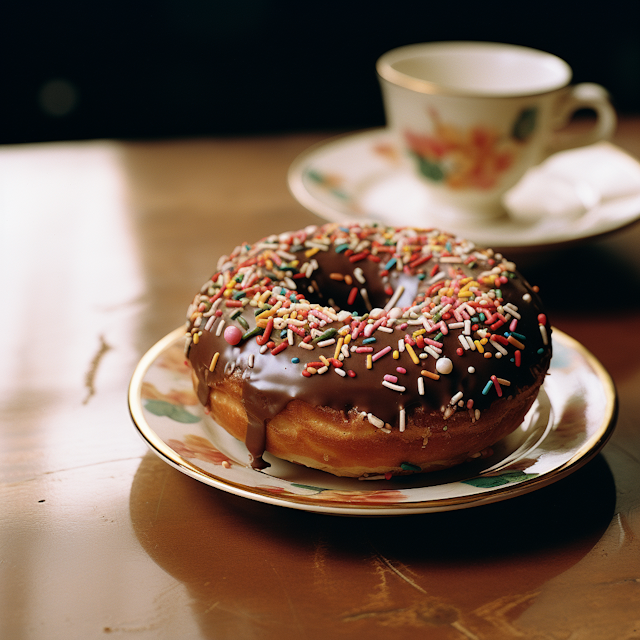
[504,142,640,222]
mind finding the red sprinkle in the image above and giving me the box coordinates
[491,375,503,397]
[347,287,358,306]
[538,313,547,326]
[347,369,357,378]
[271,342,288,355]
[301,370,312,377]
[515,350,521,367]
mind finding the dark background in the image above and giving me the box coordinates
[2,1,639,144]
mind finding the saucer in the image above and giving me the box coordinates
[129,328,617,516]
[288,128,640,252]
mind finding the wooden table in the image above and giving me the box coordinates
[2,120,640,640]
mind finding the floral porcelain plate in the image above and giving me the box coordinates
[129,327,617,516]
[288,128,640,253]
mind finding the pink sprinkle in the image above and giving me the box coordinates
[399,322,408,330]
[355,346,374,353]
[384,374,398,383]
[425,338,443,348]
[396,366,407,374]
[509,318,518,332]
[223,325,243,345]
[371,345,392,362]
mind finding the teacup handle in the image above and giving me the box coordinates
[545,83,617,157]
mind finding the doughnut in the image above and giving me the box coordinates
[185,223,552,477]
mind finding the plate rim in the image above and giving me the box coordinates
[128,327,618,516]
[287,127,640,252]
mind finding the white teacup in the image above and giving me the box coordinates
[376,41,617,221]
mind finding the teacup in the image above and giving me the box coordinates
[376,41,616,221]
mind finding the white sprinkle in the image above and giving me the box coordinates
[317,366,328,374]
[458,334,470,351]
[540,324,549,345]
[382,381,406,392]
[503,303,521,319]
[523,293,532,302]
[341,344,350,358]
[216,319,226,337]
[367,413,385,428]
[464,319,471,335]
[317,338,336,348]
[353,267,366,284]
[248,354,255,368]
[489,339,508,356]
[298,342,314,350]
[450,391,463,405]
[377,326,393,333]
[399,408,406,432]
[204,315,216,331]
[417,377,425,396]
[334,367,346,377]
[360,288,372,311]
[259,344,269,354]
[384,285,405,311]
[398,339,405,353]
[287,329,294,346]
[468,366,475,373]
[466,336,476,351]
[447,322,464,329]
[424,346,440,359]
[443,405,455,419]
[283,277,297,291]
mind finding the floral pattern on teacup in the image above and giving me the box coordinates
[404,106,537,190]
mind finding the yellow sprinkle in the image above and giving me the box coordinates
[412,328,426,337]
[344,333,352,345]
[405,343,420,365]
[223,289,233,298]
[193,332,199,344]
[290,260,299,267]
[255,301,282,320]
[307,367,317,374]
[458,290,474,298]
[259,290,271,304]
[305,247,320,258]
[266,259,273,270]
[480,337,488,345]
[189,311,201,322]
[393,350,400,359]
[459,277,473,285]
[320,355,330,367]
[421,369,440,380]
[334,337,344,360]
[474,340,485,353]
[209,352,220,372]
[291,310,297,320]
[366,354,372,370]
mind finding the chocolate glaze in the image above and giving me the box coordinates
[186,224,552,468]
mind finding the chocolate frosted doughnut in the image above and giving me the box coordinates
[185,223,552,477]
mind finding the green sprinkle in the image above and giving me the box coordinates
[255,305,272,316]
[400,462,421,472]
[537,347,544,354]
[242,326,264,341]
[434,332,443,342]
[237,316,249,330]
[496,288,502,298]
[232,290,246,300]
[230,310,242,320]
[312,327,337,344]
[335,243,350,253]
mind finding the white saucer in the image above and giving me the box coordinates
[288,128,640,252]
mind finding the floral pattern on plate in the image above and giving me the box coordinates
[129,327,616,515]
